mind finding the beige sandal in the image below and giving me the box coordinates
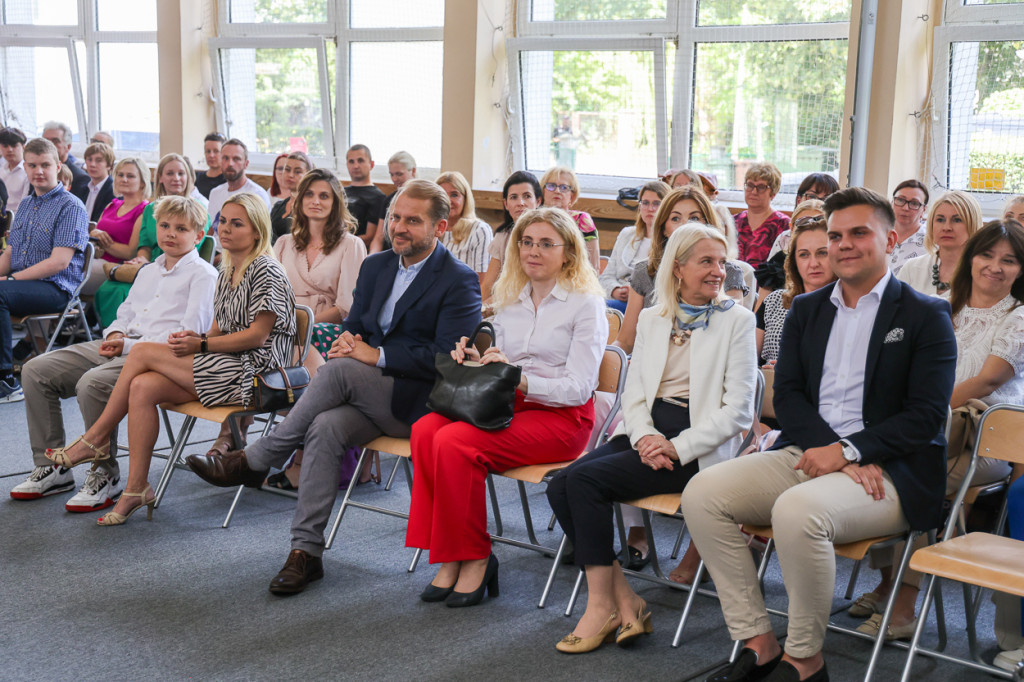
[97,486,155,526]
[45,435,110,469]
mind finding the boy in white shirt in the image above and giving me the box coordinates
[12,196,218,512]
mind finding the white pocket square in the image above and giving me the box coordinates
[884,328,904,344]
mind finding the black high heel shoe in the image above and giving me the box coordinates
[445,554,499,608]
[420,583,455,602]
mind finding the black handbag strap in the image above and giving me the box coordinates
[468,321,496,352]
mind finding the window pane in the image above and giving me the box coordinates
[349,42,443,168]
[691,40,847,191]
[698,0,851,26]
[350,0,443,28]
[229,0,328,23]
[219,47,328,156]
[0,46,81,138]
[99,43,159,152]
[947,41,1024,194]
[2,0,77,25]
[531,0,667,21]
[96,0,157,31]
[521,50,659,178]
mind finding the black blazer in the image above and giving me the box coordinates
[73,176,114,223]
[344,241,482,425]
[68,162,91,197]
[773,276,957,530]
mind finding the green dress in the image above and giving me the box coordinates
[93,203,212,327]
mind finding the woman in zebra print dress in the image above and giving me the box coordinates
[47,193,296,525]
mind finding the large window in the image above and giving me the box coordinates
[509,0,851,194]
[213,0,444,174]
[0,0,159,155]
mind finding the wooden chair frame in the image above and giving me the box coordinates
[12,241,95,356]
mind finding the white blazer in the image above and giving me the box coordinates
[613,303,757,470]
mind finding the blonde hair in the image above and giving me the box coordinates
[791,199,825,224]
[436,171,479,245]
[1003,195,1024,216]
[653,224,730,317]
[648,186,722,278]
[924,190,983,253]
[153,195,208,235]
[633,180,671,247]
[113,157,151,199]
[745,162,782,196]
[540,166,579,199]
[153,153,196,200]
[219,193,274,285]
[492,207,603,310]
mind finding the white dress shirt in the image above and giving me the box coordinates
[818,270,891,449]
[103,249,218,354]
[493,282,607,407]
[0,158,30,214]
[207,177,271,225]
[84,178,104,218]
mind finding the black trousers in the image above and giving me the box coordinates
[547,399,700,567]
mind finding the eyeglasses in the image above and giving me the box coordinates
[800,191,827,201]
[518,239,564,251]
[544,182,572,193]
[892,196,925,211]
[639,200,662,209]
[744,182,771,194]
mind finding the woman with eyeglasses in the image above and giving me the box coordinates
[735,162,790,269]
[540,166,601,271]
[794,173,839,208]
[407,207,607,608]
[897,190,982,297]
[598,180,670,313]
[888,179,930,275]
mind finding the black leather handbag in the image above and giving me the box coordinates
[426,322,522,430]
[251,366,311,412]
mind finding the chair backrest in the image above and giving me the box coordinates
[605,307,623,344]
[69,241,95,301]
[1,209,11,235]
[294,304,314,364]
[760,366,775,420]
[198,235,216,264]
[599,255,609,273]
[735,369,766,455]
[588,344,629,450]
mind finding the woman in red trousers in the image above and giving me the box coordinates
[406,206,608,607]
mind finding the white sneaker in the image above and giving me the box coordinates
[65,468,123,513]
[10,465,76,499]
[0,377,24,403]
[994,647,1024,672]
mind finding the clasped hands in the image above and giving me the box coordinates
[327,331,380,365]
[636,434,677,471]
[795,442,886,500]
[451,336,508,366]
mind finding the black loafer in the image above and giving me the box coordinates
[764,661,828,682]
[706,648,783,682]
[618,545,650,571]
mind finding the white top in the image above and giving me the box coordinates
[493,282,607,407]
[897,252,948,299]
[84,179,104,217]
[953,295,1024,407]
[441,219,493,273]
[0,158,29,214]
[768,229,791,260]
[820,271,891,446]
[889,225,927,275]
[103,249,218,354]
[599,225,651,297]
[207,177,271,224]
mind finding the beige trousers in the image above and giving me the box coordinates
[21,340,126,474]
[680,446,909,657]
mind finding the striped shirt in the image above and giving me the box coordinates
[9,185,89,294]
[441,219,493,273]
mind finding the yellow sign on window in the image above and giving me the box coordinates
[969,168,1005,191]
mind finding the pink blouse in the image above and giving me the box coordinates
[273,232,367,317]
[96,198,149,263]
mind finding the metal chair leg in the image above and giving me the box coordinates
[487,475,504,536]
[408,547,423,573]
[899,574,940,682]
[845,557,863,600]
[325,447,369,549]
[864,531,918,682]
[539,534,569,609]
[222,485,245,528]
[547,512,557,531]
[385,453,401,490]
[153,415,196,508]
[565,568,585,617]
[671,519,687,559]
[672,559,707,647]
[516,481,540,547]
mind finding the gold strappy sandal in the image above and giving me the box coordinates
[45,436,110,469]
[97,486,155,526]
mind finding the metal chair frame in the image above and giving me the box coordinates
[12,241,95,356]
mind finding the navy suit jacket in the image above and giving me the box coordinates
[73,176,114,223]
[344,241,481,425]
[773,276,957,530]
[68,162,90,198]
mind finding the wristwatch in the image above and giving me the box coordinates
[200,333,208,354]
[839,439,860,463]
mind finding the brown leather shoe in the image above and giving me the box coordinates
[186,449,267,488]
[269,549,324,595]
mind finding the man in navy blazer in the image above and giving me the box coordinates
[681,187,956,682]
[188,179,481,594]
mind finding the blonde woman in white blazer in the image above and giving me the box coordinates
[547,224,757,654]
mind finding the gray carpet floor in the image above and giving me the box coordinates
[0,397,1006,681]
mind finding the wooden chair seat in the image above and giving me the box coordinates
[742,524,903,562]
[625,492,681,516]
[500,461,572,484]
[909,532,1024,597]
[363,436,411,458]
[160,400,245,424]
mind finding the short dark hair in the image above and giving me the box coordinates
[222,138,248,160]
[949,219,1024,317]
[347,143,372,162]
[204,132,226,143]
[893,178,929,206]
[823,186,895,230]
[796,173,840,199]
[0,126,27,147]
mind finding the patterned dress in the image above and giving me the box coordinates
[736,210,791,268]
[193,255,296,407]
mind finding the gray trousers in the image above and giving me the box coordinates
[680,446,908,658]
[21,340,125,475]
[245,357,412,557]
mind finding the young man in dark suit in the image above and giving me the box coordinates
[73,142,115,222]
[681,187,957,682]
[187,179,481,595]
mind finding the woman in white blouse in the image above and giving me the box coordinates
[407,207,608,608]
[897,190,982,297]
[599,180,669,313]
[547,224,756,653]
[852,219,1024,640]
[437,170,492,285]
